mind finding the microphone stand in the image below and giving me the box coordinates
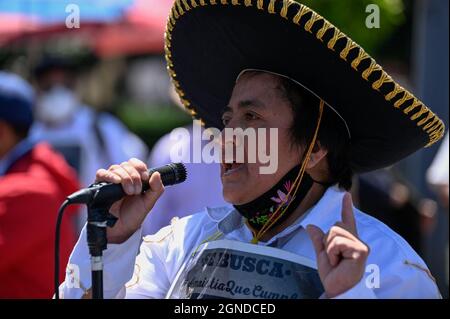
[85,184,118,299]
[57,163,186,299]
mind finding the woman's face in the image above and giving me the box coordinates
[220,72,303,205]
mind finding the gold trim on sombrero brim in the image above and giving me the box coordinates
[164,0,445,147]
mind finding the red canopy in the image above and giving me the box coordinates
[0,0,174,57]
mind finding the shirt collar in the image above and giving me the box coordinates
[207,185,346,244]
[0,137,36,176]
[299,185,346,232]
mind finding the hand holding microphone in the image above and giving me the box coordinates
[54,159,186,299]
[90,158,185,244]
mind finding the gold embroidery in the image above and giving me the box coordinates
[169,8,177,24]
[432,124,445,140]
[327,28,345,51]
[427,137,439,147]
[181,97,191,106]
[362,59,382,80]
[165,29,172,40]
[268,0,276,13]
[168,69,177,78]
[423,116,439,130]
[428,130,442,144]
[429,134,443,146]
[417,110,435,126]
[171,6,179,20]
[403,98,421,114]
[165,48,172,59]
[163,0,445,148]
[143,228,173,243]
[293,5,310,25]
[176,0,185,15]
[351,48,368,70]
[340,40,358,61]
[280,0,293,19]
[257,0,264,10]
[411,105,428,121]
[426,121,442,134]
[172,79,181,88]
[166,22,173,35]
[168,14,176,26]
[316,20,332,42]
[432,123,445,136]
[166,57,173,66]
[425,126,444,146]
[404,260,436,283]
[393,92,411,109]
[174,86,185,97]
[385,84,403,101]
[372,72,392,91]
[305,12,320,33]
[181,0,191,10]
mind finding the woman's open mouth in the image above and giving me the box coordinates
[222,162,245,177]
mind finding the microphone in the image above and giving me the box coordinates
[66,163,187,205]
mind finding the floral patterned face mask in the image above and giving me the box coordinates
[233,165,314,231]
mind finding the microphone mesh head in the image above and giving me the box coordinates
[150,163,188,186]
[172,163,187,183]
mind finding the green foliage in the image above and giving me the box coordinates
[115,102,192,148]
[300,0,406,55]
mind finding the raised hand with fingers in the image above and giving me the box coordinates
[306,193,370,298]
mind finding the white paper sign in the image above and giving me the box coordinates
[166,239,324,299]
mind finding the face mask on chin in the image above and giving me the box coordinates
[35,85,79,126]
[233,165,314,231]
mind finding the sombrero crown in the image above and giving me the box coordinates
[164,0,445,172]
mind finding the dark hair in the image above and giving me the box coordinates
[10,123,30,140]
[277,76,353,190]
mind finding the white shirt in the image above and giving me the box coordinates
[60,186,441,299]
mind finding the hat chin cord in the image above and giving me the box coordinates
[251,100,325,244]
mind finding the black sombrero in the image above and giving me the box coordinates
[164,0,445,173]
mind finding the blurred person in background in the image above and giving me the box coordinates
[30,56,149,232]
[356,168,438,256]
[426,131,449,295]
[0,71,79,298]
[427,132,449,211]
[143,86,226,235]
